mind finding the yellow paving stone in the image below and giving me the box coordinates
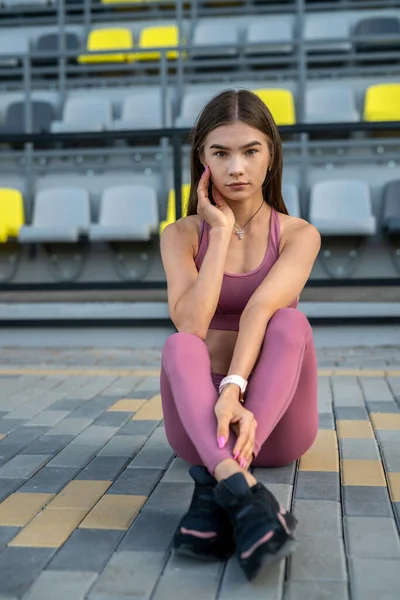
[387,473,400,502]
[79,494,147,530]
[132,394,163,421]
[336,420,374,439]
[299,430,339,472]
[47,480,111,510]
[0,434,5,441]
[107,399,146,412]
[9,508,87,547]
[0,493,53,527]
[333,369,386,377]
[341,459,386,486]
[370,413,400,430]
[317,370,333,376]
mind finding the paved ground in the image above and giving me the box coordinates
[0,344,399,600]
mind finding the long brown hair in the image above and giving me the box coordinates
[185,88,288,217]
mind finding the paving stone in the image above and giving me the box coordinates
[381,447,400,471]
[119,389,155,400]
[69,425,119,447]
[374,430,400,448]
[0,479,24,502]
[22,570,97,600]
[142,482,193,515]
[146,426,169,447]
[117,420,159,437]
[1,427,50,450]
[88,550,166,599]
[0,446,21,466]
[46,529,123,572]
[339,438,380,460]
[134,376,160,392]
[91,411,132,428]
[219,554,284,599]
[162,457,193,483]
[128,445,174,469]
[119,510,181,552]
[284,581,349,600]
[0,419,27,435]
[0,454,50,479]
[51,398,90,411]
[0,547,54,597]
[293,500,342,538]
[294,472,340,501]
[45,418,93,436]
[0,527,19,550]
[253,463,296,485]
[318,412,335,429]
[288,536,347,581]
[24,411,70,427]
[366,401,400,413]
[342,486,393,517]
[334,407,369,420]
[344,516,400,559]
[18,467,79,494]
[23,435,74,456]
[98,435,147,457]
[108,467,163,495]
[359,378,395,403]
[46,444,98,468]
[76,456,130,481]
[332,378,364,408]
[349,557,400,600]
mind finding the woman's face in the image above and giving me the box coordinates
[202,120,271,201]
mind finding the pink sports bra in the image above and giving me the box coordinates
[194,206,298,331]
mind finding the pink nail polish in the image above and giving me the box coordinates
[233,451,239,460]
[240,458,245,468]
[218,436,225,449]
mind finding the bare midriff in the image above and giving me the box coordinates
[204,328,238,375]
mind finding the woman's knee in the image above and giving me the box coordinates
[162,331,208,363]
[265,308,311,342]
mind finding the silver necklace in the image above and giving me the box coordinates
[234,200,265,240]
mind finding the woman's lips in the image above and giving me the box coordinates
[228,183,248,188]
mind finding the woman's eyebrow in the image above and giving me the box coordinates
[209,140,263,150]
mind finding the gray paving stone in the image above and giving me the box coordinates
[128,445,174,469]
[293,500,342,538]
[0,478,24,502]
[120,389,155,400]
[267,484,294,511]
[318,413,335,429]
[22,570,97,600]
[288,536,347,581]
[332,378,364,408]
[284,581,349,600]
[253,463,296,485]
[344,516,400,559]
[23,411,70,427]
[0,547,54,598]
[51,398,90,411]
[142,482,193,515]
[146,426,169,447]
[91,412,132,428]
[45,418,93,436]
[119,510,180,552]
[342,486,393,517]
[18,466,79,494]
[339,438,380,460]
[98,435,147,457]
[87,551,166,599]
[359,378,395,403]
[162,457,193,483]
[23,435,74,456]
[134,377,160,392]
[118,420,160,437]
[219,555,284,599]
[349,557,400,600]
[46,529,123,572]
[152,553,223,600]
[108,467,163,495]
[334,407,369,420]
[0,419,27,435]
[76,456,130,481]
[366,401,400,413]
[374,430,400,448]
[46,444,97,468]
[0,454,50,479]
[393,503,400,530]
[295,472,340,501]
[0,527,19,550]
[0,445,20,466]
[381,447,400,471]
[69,425,118,447]
[2,427,50,450]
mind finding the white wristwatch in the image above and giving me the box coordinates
[219,375,248,402]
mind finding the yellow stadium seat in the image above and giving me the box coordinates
[252,88,296,125]
[0,188,25,243]
[159,184,190,234]
[133,25,181,62]
[78,28,135,64]
[363,83,400,122]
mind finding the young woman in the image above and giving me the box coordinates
[159,89,321,581]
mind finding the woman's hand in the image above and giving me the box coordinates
[214,386,257,469]
[197,166,235,232]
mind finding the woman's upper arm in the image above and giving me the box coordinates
[160,221,199,325]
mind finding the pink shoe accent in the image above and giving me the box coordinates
[180,527,217,539]
[240,530,274,559]
[277,513,291,535]
[279,504,287,515]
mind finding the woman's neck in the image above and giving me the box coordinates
[225,194,269,229]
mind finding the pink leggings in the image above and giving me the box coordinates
[160,308,318,475]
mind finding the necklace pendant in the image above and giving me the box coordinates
[235,229,244,240]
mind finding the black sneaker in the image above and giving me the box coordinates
[213,472,297,581]
[173,465,235,560]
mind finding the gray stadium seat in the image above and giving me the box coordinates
[191,23,238,58]
[89,184,159,242]
[113,92,171,130]
[0,100,55,134]
[245,18,294,55]
[309,180,376,236]
[175,89,217,127]
[51,97,112,133]
[382,180,400,234]
[0,32,28,67]
[353,17,400,53]
[1,0,56,5]
[282,182,300,217]
[305,87,359,123]
[35,32,81,66]
[305,15,351,53]
[18,187,90,243]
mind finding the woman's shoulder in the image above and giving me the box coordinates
[161,214,203,256]
[278,212,320,252]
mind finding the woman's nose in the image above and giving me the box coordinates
[228,158,244,176]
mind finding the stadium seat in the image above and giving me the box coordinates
[175,89,217,127]
[133,25,180,61]
[363,83,400,121]
[309,180,376,236]
[191,23,238,58]
[51,97,112,132]
[282,183,300,218]
[0,100,54,134]
[0,188,25,243]
[159,184,191,233]
[89,185,159,241]
[35,32,81,65]
[78,28,135,64]
[305,15,351,53]
[252,88,296,125]
[305,87,359,123]
[1,0,56,5]
[382,180,400,235]
[245,18,294,56]
[18,187,90,243]
[353,17,400,54]
[113,91,171,129]
[0,32,28,68]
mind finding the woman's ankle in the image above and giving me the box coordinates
[214,459,257,487]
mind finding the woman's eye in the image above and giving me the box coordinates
[246,149,258,155]
[214,151,226,158]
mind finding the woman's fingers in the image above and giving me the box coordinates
[197,166,210,203]
[232,415,253,459]
[233,418,257,466]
